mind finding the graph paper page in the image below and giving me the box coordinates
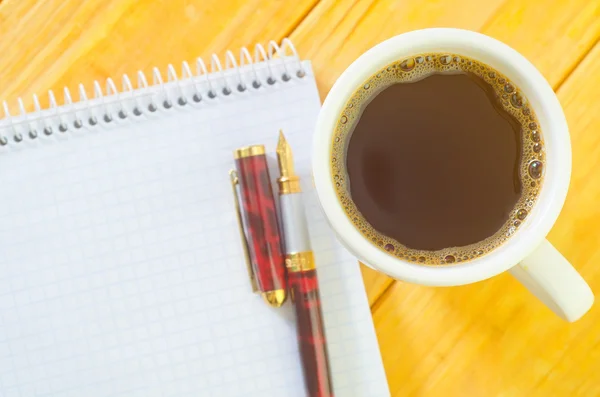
[0,62,389,397]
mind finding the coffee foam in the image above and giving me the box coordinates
[331,53,545,266]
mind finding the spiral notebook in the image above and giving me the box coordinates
[0,40,389,396]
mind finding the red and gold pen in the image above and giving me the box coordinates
[230,145,287,307]
[276,132,334,397]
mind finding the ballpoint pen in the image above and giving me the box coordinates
[230,144,287,307]
[276,132,334,397]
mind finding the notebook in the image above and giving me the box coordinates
[0,40,389,397]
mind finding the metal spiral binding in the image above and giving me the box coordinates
[0,39,306,147]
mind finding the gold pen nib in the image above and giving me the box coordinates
[276,130,302,194]
[276,130,295,178]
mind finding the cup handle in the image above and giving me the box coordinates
[509,239,594,322]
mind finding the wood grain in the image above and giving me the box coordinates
[481,0,600,86]
[1,0,600,395]
[291,0,506,99]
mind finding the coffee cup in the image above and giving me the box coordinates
[312,28,593,322]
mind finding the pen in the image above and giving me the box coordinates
[231,145,287,307]
[276,132,334,397]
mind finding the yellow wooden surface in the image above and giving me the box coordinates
[0,0,599,395]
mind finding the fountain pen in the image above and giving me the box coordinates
[276,131,334,397]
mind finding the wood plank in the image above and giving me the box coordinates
[481,0,600,86]
[291,0,600,307]
[0,0,318,111]
[291,0,507,99]
[372,39,600,397]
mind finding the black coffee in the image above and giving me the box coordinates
[331,54,544,265]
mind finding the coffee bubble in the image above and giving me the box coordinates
[400,58,416,71]
[528,160,543,179]
[511,93,524,108]
[440,55,452,65]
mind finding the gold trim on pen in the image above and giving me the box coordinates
[261,289,287,307]
[278,176,302,194]
[233,144,266,159]
[285,251,316,273]
[229,169,259,293]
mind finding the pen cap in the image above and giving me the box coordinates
[234,145,286,293]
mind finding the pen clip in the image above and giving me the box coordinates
[229,169,259,293]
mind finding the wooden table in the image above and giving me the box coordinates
[1,0,599,395]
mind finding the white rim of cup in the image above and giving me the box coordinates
[312,28,571,286]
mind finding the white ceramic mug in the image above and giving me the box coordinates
[313,28,593,322]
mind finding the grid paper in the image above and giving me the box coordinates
[0,62,389,397]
